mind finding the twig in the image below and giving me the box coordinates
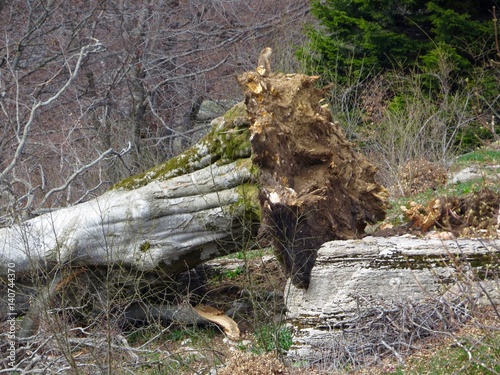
[380,339,404,364]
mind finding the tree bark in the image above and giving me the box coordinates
[0,103,259,335]
[2,162,253,276]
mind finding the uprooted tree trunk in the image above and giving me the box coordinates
[1,102,258,278]
[237,71,389,288]
[1,71,388,341]
[0,103,260,337]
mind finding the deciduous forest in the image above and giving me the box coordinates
[0,0,309,224]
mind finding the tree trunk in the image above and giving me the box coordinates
[286,236,500,365]
[2,161,254,276]
[0,103,259,333]
[1,71,390,338]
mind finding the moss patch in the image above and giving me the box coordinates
[139,241,151,252]
[111,102,251,190]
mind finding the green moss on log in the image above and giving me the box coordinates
[111,102,252,190]
[233,182,261,223]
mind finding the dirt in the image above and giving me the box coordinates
[236,71,389,288]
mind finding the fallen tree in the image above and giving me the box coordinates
[1,114,257,277]
[0,103,260,337]
[1,69,388,345]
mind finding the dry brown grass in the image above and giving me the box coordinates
[218,351,286,375]
[397,159,448,196]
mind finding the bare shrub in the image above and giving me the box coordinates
[321,52,483,193]
[308,297,472,372]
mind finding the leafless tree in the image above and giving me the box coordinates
[0,0,310,226]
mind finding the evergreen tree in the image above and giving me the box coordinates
[301,0,497,82]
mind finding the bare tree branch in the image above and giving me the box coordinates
[0,39,105,182]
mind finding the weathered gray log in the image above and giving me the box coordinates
[0,104,257,279]
[0,104,260,337]
[285,236,500,365]
[1,161,253,277]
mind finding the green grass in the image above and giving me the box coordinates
[389,331,500,374]
[251,324,293,354]
[128,324,217,348]
[454,148,500,166]
[398,176,496,204]
[223,266,245,279]
[223,247,272,261]
[127,324,167,345]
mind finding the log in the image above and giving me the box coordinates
[0,103,260,333]
[1,160,255,276]
[285,236,500,366]
[0,103,257,278]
